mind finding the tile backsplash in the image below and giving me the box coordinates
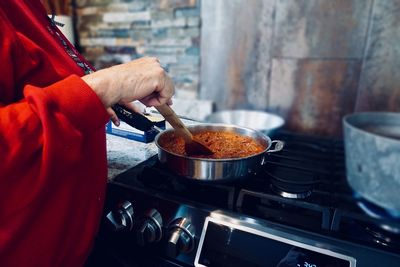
[75,0,400,137]
[200,0,400,136]
[76,0,200,99]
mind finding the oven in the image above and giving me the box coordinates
[85,131,400,267]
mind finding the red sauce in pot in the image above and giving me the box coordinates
[159,131,265,159]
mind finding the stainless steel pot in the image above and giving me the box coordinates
[205,110,285,135]
[343,112,400,215]
[154,124,284,181]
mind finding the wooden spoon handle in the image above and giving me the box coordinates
[155,104,193,143]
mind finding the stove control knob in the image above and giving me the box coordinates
[105,201,134,232]
[166,218,195,258]
[137,209,163,246]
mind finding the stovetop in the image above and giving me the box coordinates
[110,131,400,255]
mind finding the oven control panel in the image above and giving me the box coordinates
[100,184,209,266]
[166,217,195,257]
[136,208,163,246]
[105,200,135,232]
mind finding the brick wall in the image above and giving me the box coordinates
[76,0,200,99]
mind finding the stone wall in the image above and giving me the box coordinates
[201,0,400,137]
[75,0,400,136]
[76,0,200,99]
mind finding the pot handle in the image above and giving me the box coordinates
[267,140,285,153]
[261,140,284,166]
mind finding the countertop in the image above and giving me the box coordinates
[106,133,158,180]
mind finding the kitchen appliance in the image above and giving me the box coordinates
[86,131,400,267]
[343,112,400,215]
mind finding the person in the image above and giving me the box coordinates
[0,1,174,266]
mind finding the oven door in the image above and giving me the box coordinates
[194,215,355,267]
[85,235,190,267]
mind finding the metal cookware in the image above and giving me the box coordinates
[155,104,213,156]
[343,112,400,215]
[204,110,285,135]
[154,124,284,181]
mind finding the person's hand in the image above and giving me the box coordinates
[82,56,174,109]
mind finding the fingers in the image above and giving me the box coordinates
[164,74,175,102]
[157,73,175,105]
[146,57,174,105]
[121,101,144,114]
[139,93,160,107]
[107,107,120,126]
[139,70,175,107]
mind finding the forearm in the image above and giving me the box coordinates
[81,67,121,108]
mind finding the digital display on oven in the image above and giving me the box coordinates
[196,220,354,267]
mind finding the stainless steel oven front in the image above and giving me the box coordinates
[195,212,356,267]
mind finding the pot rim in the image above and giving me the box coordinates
[343,111,400,142]
[154,123,273,162]
[205,109,285,130]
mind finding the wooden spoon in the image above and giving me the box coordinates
[155,104,214,156]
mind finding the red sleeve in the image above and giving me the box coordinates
[1,75,109,177]
[0,14,109,183]
[0,3,110,266]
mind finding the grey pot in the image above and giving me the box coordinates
[343,112,400,215]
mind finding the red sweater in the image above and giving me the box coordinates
[0,1,109,266]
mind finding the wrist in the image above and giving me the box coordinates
[81,70,120,108]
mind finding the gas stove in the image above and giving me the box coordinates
[86,131,400,267]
